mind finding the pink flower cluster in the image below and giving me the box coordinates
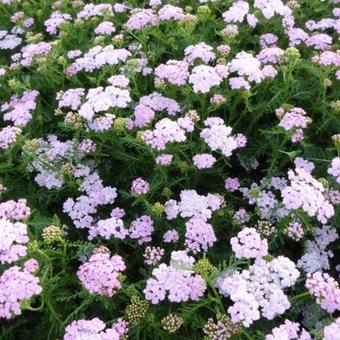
[306,271,340,313]
[77,4,114,19]
[285,222,304,241]
[163,229,179,243]
[165,189,223,221]
[328,157,340,184]
[217,256,300,327]
[158,5,184,21]
[129,215,154,244]
[265,319,311,340]
[230,227,268,259]
[88,216,127,241]
[282,168,334,223]
[189,65,226,93]
[0,30,22,50]
[131,177,150,195]
[155,60,189,86]
[323,318,340,340]
[126,9,158,31]
[144,251,206,304]
[95,21,116,36]
[44,11,71,35]
[225,177,240,192]
[141,117,187,150]
[0,219,28,264]
[0,90,39,149]
[63,165,117,230]
[0,259,42,319]
[184,217,216,253]
[277,107,310,143]
[131,92,180,128]
[11,42,53,67]
[66,45,131,75]
[184,42,216,65]
[0,199,31,220]
[64,317,128,340]
[192,153,216,169]
[77,253,126,297]
[144,246,164,266]
[298,225,338,273]
[200,117,246,157]
[1,90,39,127]
[78,85,131,123]
[27,136,83,189]
[0,126,21,149]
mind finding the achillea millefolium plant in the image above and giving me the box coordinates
[0,0,339,339]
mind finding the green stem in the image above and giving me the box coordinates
[241,328,253,340]
[291,291,310,301]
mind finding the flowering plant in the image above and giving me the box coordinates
[0,0,339,339]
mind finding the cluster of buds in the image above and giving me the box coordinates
[143,246,164,266]
[193,258,216,278]
[283,47,301,62]
[125,295,149,324]
[177,160,189,172]
[330,100,340,113]
[203,314,241,340]
[332,134,340,148]
[221,25,238,38]
[217,44,231,56]
[210,94,226,106]
[151,202,165,216]
[257,220,275,237]
[285,222,304,241]
[186,109,200,123]
[93,246,110,255]
[161,187,172,198]
[61,162,75,177]
[64,112,83,129]
[161,314,183,333]
[42,225,62,244]
[113,117,126,132]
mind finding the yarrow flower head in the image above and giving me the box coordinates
[129,215,154,244]
[0,259,42,319]
[64,317,128,340]
[165,189,223,221]
[216,256,299,327]
[161,314,183,333]
[184,217,216,253]
[203,313,241,340]
[200,117,244,157]
[144,246,164,266]
[265,319,311,340]
[306,271,340,313]
[144,251,206,304]
[0,199,31,221]
[281,168,334,223]
[230,227,268,259]
[77,253,126,297]
[131,177,150,195]
[285,222,304,241]
[225,177,240,192]
[323,318,340,340]
[328,157,340,184]
[192,153,216,169]
[163,229,179,243]
[189,65,224,93]
[0,219,29,264]
[277,107,311,143]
